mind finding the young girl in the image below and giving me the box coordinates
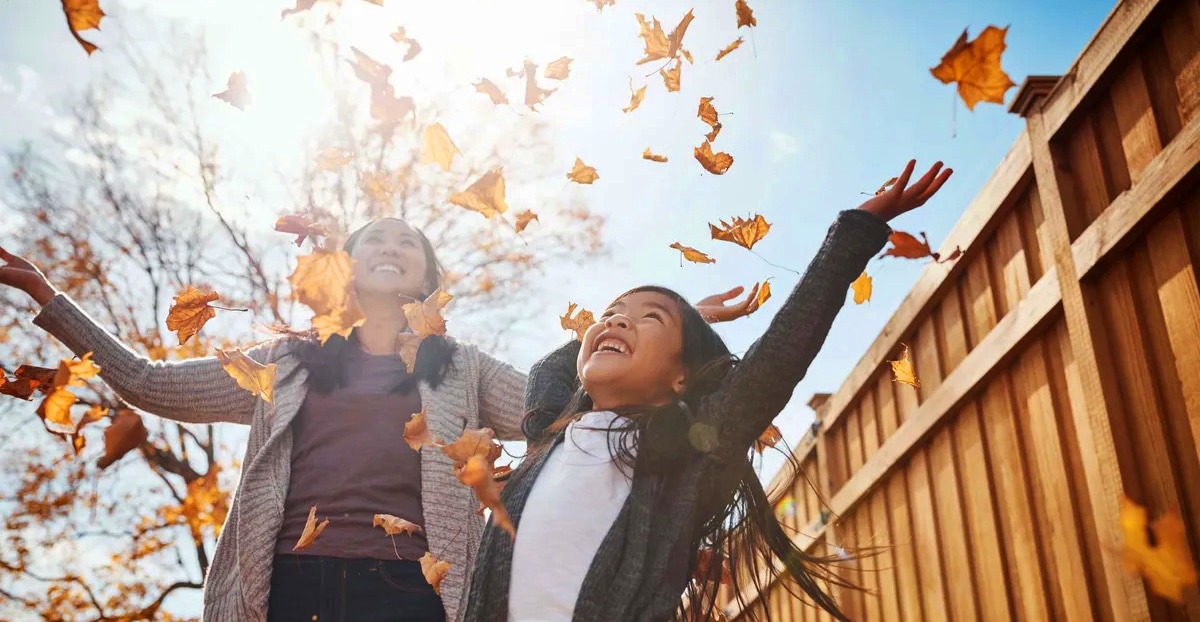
[465,159,952,622]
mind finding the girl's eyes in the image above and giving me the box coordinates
[645,312,663,322]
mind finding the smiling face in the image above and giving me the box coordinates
[578,290,689,411]
[348,219,434,301]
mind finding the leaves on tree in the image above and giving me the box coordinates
[889,344,919,388]
[567,158,600,184]
[165,286,219,345]
[697,97,722,142]
[879,231,962,263]
[634,10,695,66]
[402,289,453,337]
[1119,496,1198,603]
[694,141,734,175]
[373,513,423,536]
[642,148,668,163]
[449,169,509,218]
[851,271,872,305]
[474,78,509,106]
[660,59,682,92]
[390,27,422,61]
[61,0,105,55]
[421,123,460,172]
[213,72,251,110]
[930,25,1017,110]
[560,303,595,340]
[98,410,148,470]
[716,37,744,61]
[275,214,332,247]
[623,81,648,114]
[754,423,782,454]
[735,0,757,28]
[420,552,451,594]
[670,242,715,264]
[545,56,573,80]
[294,505,330,551]
[514,210,539,232]
[216,348,277,402]
[404,410,435,451]
[709,214,770,250]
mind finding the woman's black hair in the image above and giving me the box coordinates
[523,285,858,622]
[291,218,456,393]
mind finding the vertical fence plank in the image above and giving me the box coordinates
[869,490,901,622]
[887,471,922,622]
[929,426,979,621]
[1110,55,1165,181]
[906,448,948,619]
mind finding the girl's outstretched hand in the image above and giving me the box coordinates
[858,159,953,223]
[695,284,761,324]
[0,247,57,306]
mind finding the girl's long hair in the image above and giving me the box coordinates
[283,218,457,393]
[523,285,858,622]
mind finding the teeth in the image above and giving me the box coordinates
[596,338,628,354]
[373,264,402,274]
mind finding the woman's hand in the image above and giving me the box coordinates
[0,247,58,306]
[695,285,761,324]
[858,159,953,223]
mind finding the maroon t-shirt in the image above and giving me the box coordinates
[275,347,429,560]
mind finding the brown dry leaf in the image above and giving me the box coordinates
[930,25,1017,110]
[875,176,898,196]
[851,271,873,305]
[567,158,600,184]
[216,348,277,402]
[660,59,682,92]
[514,210,539,233]
[642,148,668,163]
[317,147,354,171]
[889,344,920,389]
[289,249,354,316]
[449,169,509,218]
[459,454,515,538]
[275,214,332,247]
[404,410,435,452]
[1119,496,1198,603]
[1,365,49,400]
[440,428,502,467]
[709,214,771,250]
[166,286,219,345]
[756,279,772,307]
[523,59,556,111]
[545,56,573,80]
[419,552,451,594]
[311,300,365,344]
[681,49,695,64]
[694,548,733,585]
[402,289,453,337]
[735,0,757,28]
[754,423,782,454]
[98,410,148,470]
[294,505,330,551]
[421,123,460,172]
[390,27,422,61]
[716,37,744,61]
[474,78,509,106]
[560,303,595,340]
[281,0,318,19]
[396,334,424,374]
[15,364,58,390]
[213,72,251,111]
[61,0,105,55]
[634,10,695,65]
[588,0,615,10]
[879,231,933,260]
[698,97,723,142]
[37,388,77,431]
[360,170,398,202]
[371,89,416,126]
[694,141,734,175]
[623,81,648,114]
[373,513,423,536]
[349,46,391,89]
[669,242,716,264]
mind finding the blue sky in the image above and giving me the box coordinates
[1,0,1114,615]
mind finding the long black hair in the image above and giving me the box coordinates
[291,218,457,393]
[523,285,858,621]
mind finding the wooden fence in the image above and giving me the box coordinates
[714,0,1200,619]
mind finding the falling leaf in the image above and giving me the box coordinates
[1119,496,1198,603]
[875,176,898,196]
[523,59,556,111]
[567,158,600,184]
[694,141,734,175]
[396,334,423,374]
[1,365,47,400]
[404,410,435,451]
[54,353,100,388]
[317,147,354,171]
[889,344,919,388]
[402,289,453,338]
[458,454,515,538]
[756,280,772,307]
[15,364,58,391]
[294,505,330,551]
[681,49,695,64]
[275,214,331,247]
[449,169,509,218]
[697,97,723,142]
[754,423,782,454]
[311,300,365,344]
[474,78,509,106]
[851,272,872,304]
[360,170,398,203]
[643,148,668,162]
[514,210,539,232]
[930,25,1017,110]
[635,10,695,65]
[390,27,422,61]
[370,89,416,126]
[735,0,757,28]
[440,428,503,467]
[660,59,682,92]
[373,513,423,536]
[419,552,451,594]
[421,123,460,172]
[213,72,251,111]
[97,410,148,469]
[709,214,771,250]
[545,56,573,80]
[216,348,277,402]
[560,303,595,340]
[289,249,354,316]
[588,0,615,10]
[280,0,318,19]
[669,242,716,264]
[716,37,744,61]
[61,0,105,55]
[695,549,733,585]
[623,81,648,114]
[37,388,77,431]
[349,46,391,89]
[166,286,219,345]
[879,231,962,263]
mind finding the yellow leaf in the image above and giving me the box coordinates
[623,81,647,114]
[37,387,77,431]
[288,249,354,316]
[404,410,434,452]
[642,148,668,163]
[293,505,330,551]
[698,97,722,142]
[54,352,100,388]
[545,56,573,80]
[311,300,365,344]
[735,0,757,28]
[449,169,509,218]
[635,10,695,65]
[514,210,539,232]
[560,303,596,341]
[419,552,451,594]
[1119,496,1198,603]
[588,0,616,10]
[709,214,771,250]
[756,279,772,307]
[61,0,105,55]
[459,454,515,538]
[929,25,1017,110]
[660,59,682,92]
[474,78,509,106]
[567,158,600,184]
[694,141,734,175]
[216,348,277,402]
[421,123,460,172]
[851,272,873,304]
[373,513,423,536]
[669,242,716,264]
[681,48,694,64]
[316,147,354,171]
[889,344,920,388]
[213,72,251,111]
[166,286,220,345]
[360,170,398,202]
[402,289,453,338]
[716,37,744,61]
[396,334,424,374]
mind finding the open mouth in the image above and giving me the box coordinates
[593,336,631,356]
[371,263,406,276]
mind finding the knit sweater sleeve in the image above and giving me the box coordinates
[699,209,891,463]
[475,346,529,441]
[521,339,582,441]
[32,293,286,426]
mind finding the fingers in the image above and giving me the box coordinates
[904,161,944,199]
[919,168,954,203]
[0,247,10,262]
[890,159,917,196]
[718,286,745,302]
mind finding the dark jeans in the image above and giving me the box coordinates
[267,554,446,622]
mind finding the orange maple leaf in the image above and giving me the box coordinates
[373,513,423,536]
[54,352,100,388]
[851,272,872,305]
[514,210,539,232]
[709,214,771,250]
[288,248,354,316]
[889,344,919,389]
[37,387,77,432]
[694,141,734,175]
[698,97,722,142]
[360,170,399,203]
[716,37,744,61]
[567,158,600,184]
[635,10,695,65]
[669,242,716,265]
[216,348,277,402]
[421,123,460,172]
[474,78,509,106]
[642,148,668,163]
[311,298,365,344]
[756,279,772,307]
[390,27,422,61]
[523,59,556,111]
[930,25,1017,110]
[294,505,330,551]
[459,454,516,538]
[166,286,220,345]
[440,428,503,467]
[419,552,451,594]
[404,410,435,452]
[623,81,648,114]
[1119,496,1199,603]
[275,214,332,247]
[61,0,105,55]
[754,423,782,454]
[545,56,573,80]
[660,59,682,92]
[213,72,251,111]
[449,169,509,218]
[879,231,962,263]
[97,410,148,470]
[402,289,453,337]
[735,0,757,28]
[560,303,596,340]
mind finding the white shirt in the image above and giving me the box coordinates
[508,411,636,622]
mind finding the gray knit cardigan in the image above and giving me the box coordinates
[465,209,892,622]
[33,296,531,622]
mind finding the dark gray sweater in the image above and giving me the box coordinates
[464,209,892,622]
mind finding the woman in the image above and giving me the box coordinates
[0,217,759,622]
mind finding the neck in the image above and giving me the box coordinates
[355,293,410,355]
